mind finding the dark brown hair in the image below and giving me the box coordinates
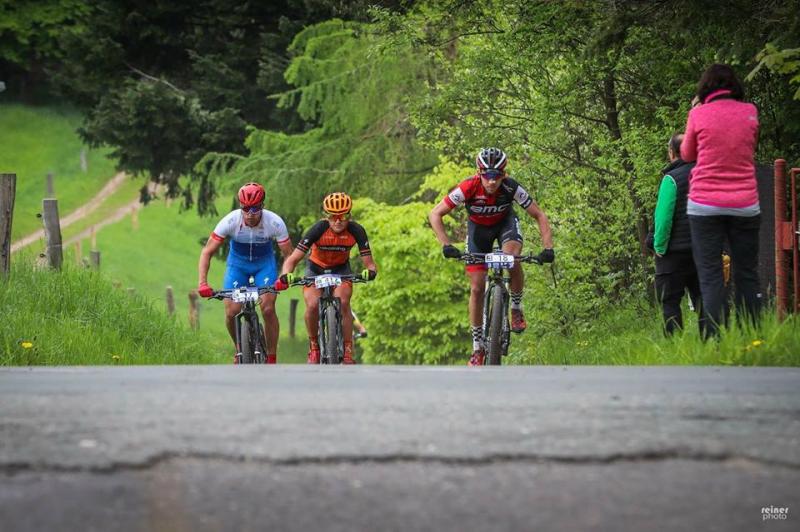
[696,64,744,102]
[669,133,684,157]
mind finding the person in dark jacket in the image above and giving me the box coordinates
[650,133,705,336]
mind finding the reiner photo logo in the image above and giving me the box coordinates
[762,506,789,521]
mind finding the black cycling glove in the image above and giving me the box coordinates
[538,248,555,263]
[442,244,462,259]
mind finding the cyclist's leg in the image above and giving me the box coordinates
[255,261,279,358]
[500,215,526,331]
[303,286,322,342]
[466,220,492,354]
[222,265,248,347]
[500,214,524,293]
[334,280,354,347]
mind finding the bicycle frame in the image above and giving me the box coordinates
[211,277,275,364]
[455,251,541,365]
[290,272,365,364]
[483,262,512,361]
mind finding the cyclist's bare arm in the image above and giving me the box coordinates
[198,236,224,286]
[279,248,306,276]
[277,239,294,259]
[361,254,378,273]
[524,201,554,249]
[429,200,455,245]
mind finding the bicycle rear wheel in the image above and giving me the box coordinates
[486,284,505,365]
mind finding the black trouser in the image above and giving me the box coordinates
[655,250,705,336]
[689,214,762,339]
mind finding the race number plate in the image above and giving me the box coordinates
[231,288,260,303]
[314,274,342,289]
[485,253,515,269]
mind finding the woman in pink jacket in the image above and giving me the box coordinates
[681,64,761,339]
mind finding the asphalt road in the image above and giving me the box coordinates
[1,366,798,531]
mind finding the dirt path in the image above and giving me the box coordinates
[11,172,131,253]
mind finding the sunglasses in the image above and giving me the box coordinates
[480,170,504,181]
[241,205,263,214]
[327,213,351,222]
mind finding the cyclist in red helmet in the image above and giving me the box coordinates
[274,192,377,364]
[429,148,554,366]
[197,182,294,363]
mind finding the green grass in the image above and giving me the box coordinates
[0,103,118,240]
[509,301,800,366]
[0,253,216,364]
[72,194,310,363]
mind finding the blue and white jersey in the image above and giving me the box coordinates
[211,209,290,268]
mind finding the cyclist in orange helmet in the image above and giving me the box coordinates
[274,192,377,364]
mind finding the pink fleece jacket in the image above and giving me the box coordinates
[680,90,759,208]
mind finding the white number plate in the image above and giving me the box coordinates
[314,275,342,289]
[485,253,515,269]
[231,288,260,303]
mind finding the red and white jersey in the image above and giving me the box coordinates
[210,209,290,265]
[443,175,533,225]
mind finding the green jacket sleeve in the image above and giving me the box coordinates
[653,175,677,255]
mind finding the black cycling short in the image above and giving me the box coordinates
[466,214,523,255]
[305,260,353,277]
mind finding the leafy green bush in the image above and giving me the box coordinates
[352,161,474,363]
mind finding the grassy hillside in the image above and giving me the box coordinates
[1,253,216,365]
[0,103,118,240]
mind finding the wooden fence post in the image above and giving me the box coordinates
[90,250,101,270]
[127,287,136,297]
[42,198,63,270]
[0,174,16,277]
[165,285,175,316]
[74,240,83,265]
[80,149,88,172]
[289,298,299,338]
[46,172,54,197]
[188,290,199,330]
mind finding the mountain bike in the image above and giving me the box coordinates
[451,251,542,365]
[289,272,366,364]
[210,276,276,364]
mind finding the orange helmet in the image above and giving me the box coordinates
[238,182,265,207]
[322,192,352,215]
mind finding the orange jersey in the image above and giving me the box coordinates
[296,220,371,269]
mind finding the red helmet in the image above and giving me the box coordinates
[238,182,265,207]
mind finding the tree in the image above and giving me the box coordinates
[43,0,398,202]
[208,18,439,232]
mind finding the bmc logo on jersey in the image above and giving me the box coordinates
[469,203,511,214]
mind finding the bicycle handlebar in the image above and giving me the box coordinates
[289,273,368,287]
[450,252,543,266]
[211,286,276,300]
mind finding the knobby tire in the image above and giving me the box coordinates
[240,320,255,364]
[487,284,505,365]
[324,303,341,364]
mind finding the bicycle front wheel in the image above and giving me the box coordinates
[240,320,256,364]
[486,284,505,365]
[326,303,343,364]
